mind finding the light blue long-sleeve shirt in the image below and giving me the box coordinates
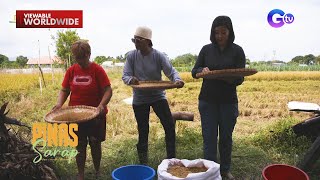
[122,49,181,105]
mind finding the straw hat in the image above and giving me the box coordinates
[134,26,152,40]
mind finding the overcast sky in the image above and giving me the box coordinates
[1,0,320,62]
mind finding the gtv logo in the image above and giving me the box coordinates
[267,9,294,28]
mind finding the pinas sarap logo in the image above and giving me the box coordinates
[32,123,78,163]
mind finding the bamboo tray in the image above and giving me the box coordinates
[130,81,183,90]
[196,68,257,79]
[45,105,99,123]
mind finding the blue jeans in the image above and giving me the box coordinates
[199,100,238,172]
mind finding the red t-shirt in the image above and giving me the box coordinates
[62,62,111,112]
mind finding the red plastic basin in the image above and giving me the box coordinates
[262,164,309,180]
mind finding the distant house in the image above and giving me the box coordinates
[102,61,114,67]
[114,62,124,67]
[299,64,308,67]
[272,62,285,66]
[27,56,63,68]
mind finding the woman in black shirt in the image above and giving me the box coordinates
[192,16,246,180]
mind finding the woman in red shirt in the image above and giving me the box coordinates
[53,40,112,180]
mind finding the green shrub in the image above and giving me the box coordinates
[251,117,312,163]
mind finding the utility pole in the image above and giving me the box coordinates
[273,50,276,61]
[38,40,43,95]
[48,45,54,82]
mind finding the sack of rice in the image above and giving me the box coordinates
[157,158,221,180]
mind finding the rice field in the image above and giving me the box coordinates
[1,69,320,179]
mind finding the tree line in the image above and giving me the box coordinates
[1,29,320,69]
[0,55,28,68]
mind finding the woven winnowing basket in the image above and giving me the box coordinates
[196,68,258,79]
[45,105,99,123]
[130,81,183,90]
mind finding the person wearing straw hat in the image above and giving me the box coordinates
[52,40,113,180]
[191,16,246,180]
[122,26,184,164]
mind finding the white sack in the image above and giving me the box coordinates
[158,158,221,180]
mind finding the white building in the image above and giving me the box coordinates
[114,62,124,67]
[102,61,114,67]
[27,56,62,68]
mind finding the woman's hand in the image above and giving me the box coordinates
[174,80,185,88]
[202,67,210,72]
[51,104,62,112]
[97,104,106,116]
[130,77,139,85]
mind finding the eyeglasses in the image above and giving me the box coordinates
[131,37,147,43]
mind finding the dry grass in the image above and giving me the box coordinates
[170,71,320,137]
[247,71,320,81]
[179,71,320,83]
[2,70,320,179]
[3,70,319,145]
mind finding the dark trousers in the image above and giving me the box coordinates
[199,100,238,173]
[133,99,176,163]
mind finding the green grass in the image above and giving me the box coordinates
[251,118,311,163]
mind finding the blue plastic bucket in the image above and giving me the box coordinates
[112,165,156,180]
